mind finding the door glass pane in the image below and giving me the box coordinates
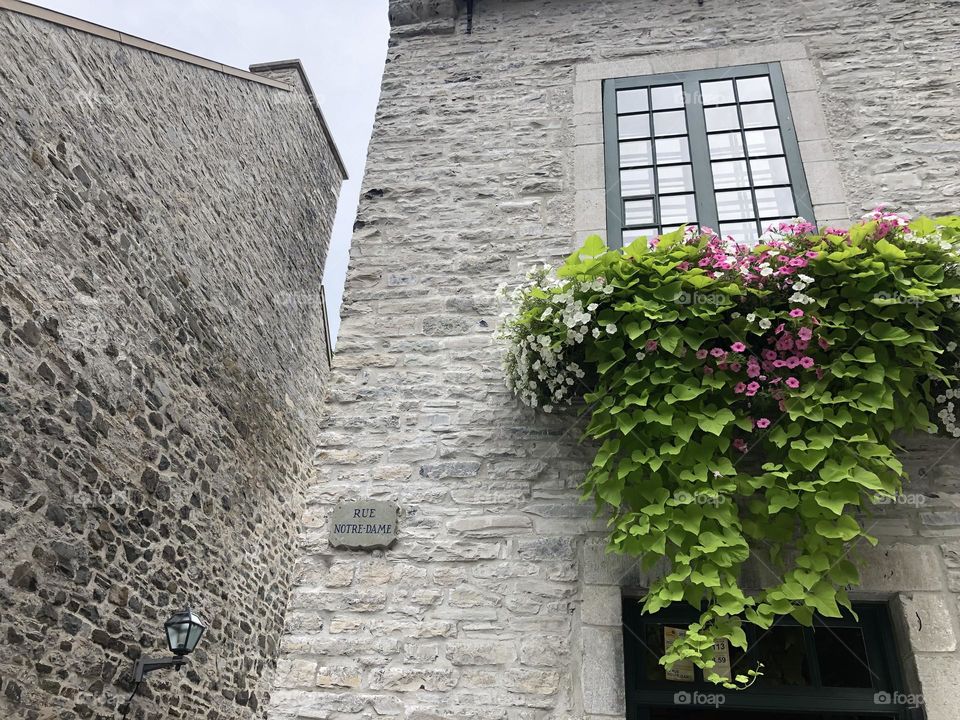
[704,105,740,132]
[815,626,873,688]
[716,190,754,220]
[660,194,697,224]
[741,101,779,128]
[755,187,796,217]
[709,132,745,159]
[712,160,750,189]
[745,128,784,156]
[617,88,648,113]
[651,84,684,110]
[655,137,690,163]
[720,221,759,245]
[623,227,656,245]
[624,199,655,226]
[620,168,655,196]
[700,79,735,105]
[657,165,694,193]
[619,140,653,167]
[618,113,651,140]
[653,110,687,136]
[750,157,790,186]
[737,75,773,102]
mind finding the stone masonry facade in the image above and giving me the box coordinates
[270,1,960,719]
[0,5,343,720]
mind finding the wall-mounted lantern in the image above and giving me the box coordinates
[123,608,206,715]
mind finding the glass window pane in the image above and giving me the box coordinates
[624,199,655,226]
[700,80,735,105]
[657,165,694,193]
[660,194,697,224]
[815,626,873,688]
[745,128,783,156]
[619,140,653,167]
[708,132,745,159]
[655,137,690,164]
[737,75,773,102]
[741,101,779,128]
[755,187,796,217]
[750,157,790,186]
[623,228,656,246]
[704,105,740,132]
[720,221,759,245]
[618,113,650,140]
[749,626,811,688]
[620,168,655,196]
[716,190,755,220]
[653,110,687,136]
[651,84,685,110]
[712,160,750,189]
[617,88,648,114]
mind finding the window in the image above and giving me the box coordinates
[603,64,815,248]
[623,598,914,719]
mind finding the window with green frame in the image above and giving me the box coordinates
[622,596,919,719]
[602,63,815,249]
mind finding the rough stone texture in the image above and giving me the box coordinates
[271,0,960,718]
[0,8,342,720]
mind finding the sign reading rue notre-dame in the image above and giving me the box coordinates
[329,500,398,550]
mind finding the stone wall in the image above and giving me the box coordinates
[0,7,342,719]
[270,0,960,718]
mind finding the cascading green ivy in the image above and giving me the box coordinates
[498,210,960,686]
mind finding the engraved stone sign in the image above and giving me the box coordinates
[329,500,398,550]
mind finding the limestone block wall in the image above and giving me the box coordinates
[270,1,960,719]
[0,6,343,719]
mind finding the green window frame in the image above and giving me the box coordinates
[602,63,815,249]
[623,596,916,719]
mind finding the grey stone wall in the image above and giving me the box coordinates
[273,0,960,719]
[0,7,342,720]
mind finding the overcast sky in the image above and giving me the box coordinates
[39,0,390,343]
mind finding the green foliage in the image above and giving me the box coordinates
[499,213,960,686]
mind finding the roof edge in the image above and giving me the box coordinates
[249,59,349,181]
[0,0,291,90]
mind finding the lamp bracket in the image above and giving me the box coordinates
[132,655,188,682]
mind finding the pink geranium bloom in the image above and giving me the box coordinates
[785,377,800,389]
[755,418,771,429]
[789,308,804,318]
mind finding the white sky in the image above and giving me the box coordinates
[37,0,390,343]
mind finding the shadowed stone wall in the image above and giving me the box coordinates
[270,0,960,719]
[0,7,342,719]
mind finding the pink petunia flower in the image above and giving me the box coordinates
[710,348,726,358]
[646,340,659,351]
[733,438,748,453]
[762,349,777,361]
[734,382,747,394]
[818,337,830,350]
[755,418,771,429]
[800,356,815,368]
[731,342,747,353]
[729,362,742,373]
[797,327,813,341]
[785,377,800,389]
[789,308,804,318]
[696,349,709,359]
[774,323,785,334]
[703,366,714,375]
[785,356,800,369]
[795,339,809,351]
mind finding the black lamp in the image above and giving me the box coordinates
[131,607,207,682]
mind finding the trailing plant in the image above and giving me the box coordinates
[498,208,960,686]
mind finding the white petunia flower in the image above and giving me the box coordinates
[606,323,617,334]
